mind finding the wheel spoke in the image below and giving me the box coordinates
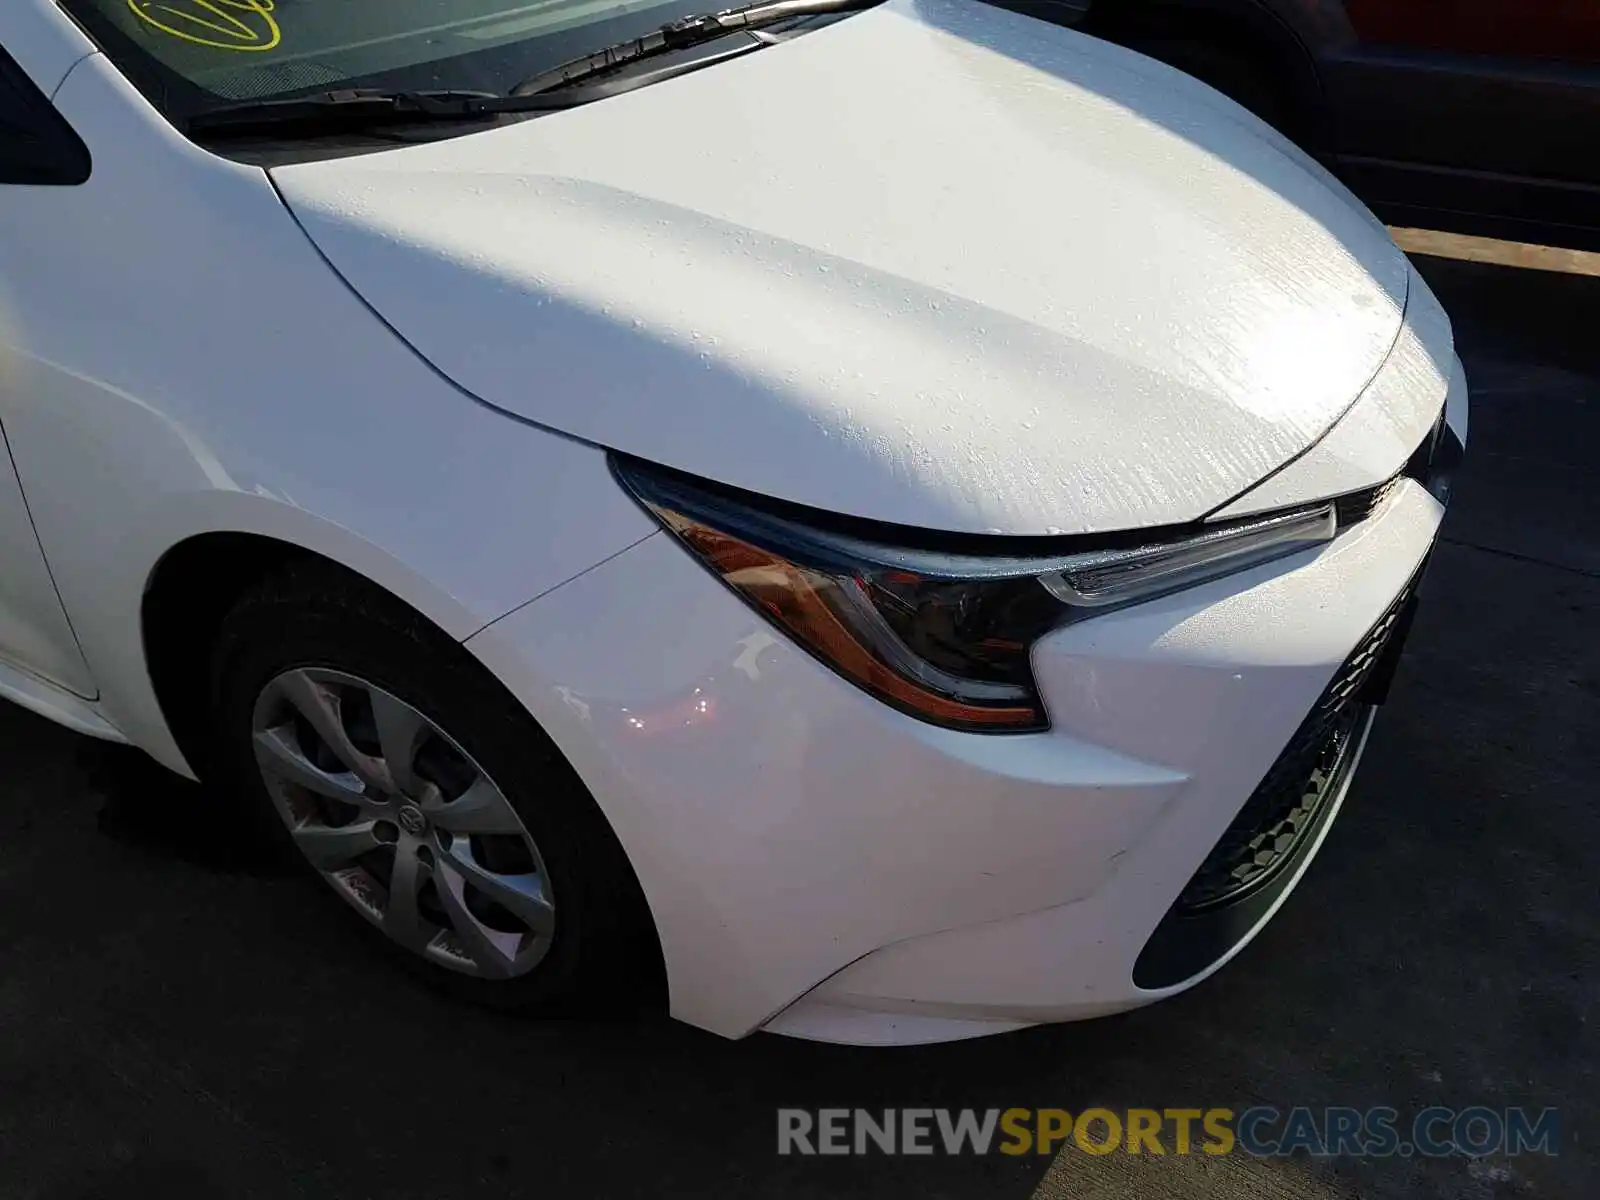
[273,671,386,790]
[434,864,521,979]
[293,819,381,871]
[439,843,555,938]
[421,776,523,835]
[370,689,428,797]
[383,840,431,950]
[254,726,366,802]
[251,666,557,981]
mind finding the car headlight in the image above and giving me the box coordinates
[613,457,1337,733]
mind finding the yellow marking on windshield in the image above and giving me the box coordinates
[128,0,282,52]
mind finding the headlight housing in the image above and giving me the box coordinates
[613,457,1338,733]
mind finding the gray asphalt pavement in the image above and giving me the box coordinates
[0,244,1594,1199]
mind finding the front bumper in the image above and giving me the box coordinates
[466,420,1461,1046]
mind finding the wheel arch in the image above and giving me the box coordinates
[141,529,670,1009]
[135,510,503,781]
[110,458,650,783]
[141,531,316,783]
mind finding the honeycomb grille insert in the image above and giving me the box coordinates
[1334,477,1397,527]
[1173,568,1422,914]
[1176,705,1363,912]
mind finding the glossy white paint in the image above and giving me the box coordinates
[0,656,124,741]
[274,0,1414,536]
[0,1,1465,1043]
[0,424,94,694]
[1444,351,1470,446]
[768,718,1379,1044]
[469,481,1444,1038]
[0,52,655,772]
[3,0,97,95]
[1213,266,1457,519]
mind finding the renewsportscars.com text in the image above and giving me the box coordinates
[776,1106,1559,1158]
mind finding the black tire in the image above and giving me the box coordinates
[208,559,665,1014]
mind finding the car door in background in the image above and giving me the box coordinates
[1075,0,1600,250]
[1331,0,1600,246]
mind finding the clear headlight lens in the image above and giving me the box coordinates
[614,458,1337,733]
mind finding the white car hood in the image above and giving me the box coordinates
[272,0,1410,536]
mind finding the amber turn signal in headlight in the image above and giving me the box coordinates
[613,457,1339,733]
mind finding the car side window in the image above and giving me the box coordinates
[0,44,90,185]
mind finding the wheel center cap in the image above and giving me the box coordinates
[396,804,428,836]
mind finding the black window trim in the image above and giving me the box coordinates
[0,42,91,185]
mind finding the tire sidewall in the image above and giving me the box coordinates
[208,576,648,1013]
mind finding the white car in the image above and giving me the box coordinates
[0,0,1464,1045]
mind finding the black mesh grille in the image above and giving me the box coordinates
[1174,567,1423,913]
[1334,477,1397,528]
[1327,401,1448,532]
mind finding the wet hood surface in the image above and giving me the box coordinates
[272,0,1409,536]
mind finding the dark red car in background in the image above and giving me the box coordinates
[1010,0,1600,249]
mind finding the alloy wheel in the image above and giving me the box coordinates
[250,668,555,979]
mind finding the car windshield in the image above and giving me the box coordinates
[60,1,703,121]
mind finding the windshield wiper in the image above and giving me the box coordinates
[189,0,875,142]
[188,88,553,140]
[509,0,872,95]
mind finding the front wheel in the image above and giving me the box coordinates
[208,562,663,1012]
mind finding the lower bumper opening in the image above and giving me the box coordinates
[1131,703,1374,989]
[1132,561,1427,991]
